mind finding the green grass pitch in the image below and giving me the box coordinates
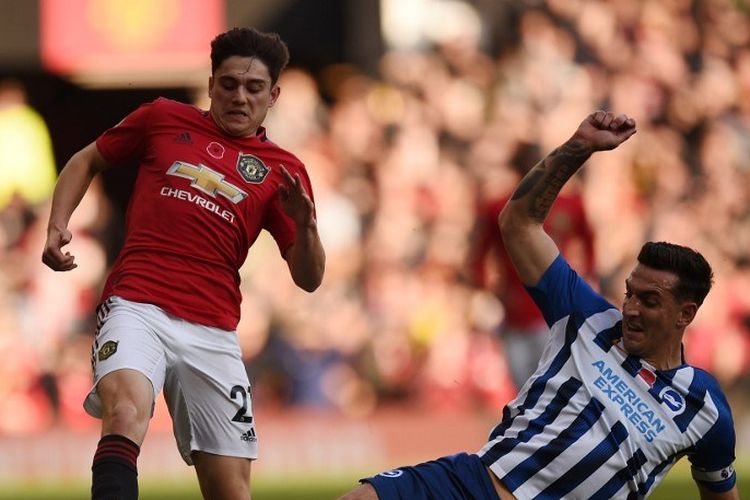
[1,459,745,499]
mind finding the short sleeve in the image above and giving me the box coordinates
[95,100,156,166]
[526,254,615,326]
[688,377,737,493]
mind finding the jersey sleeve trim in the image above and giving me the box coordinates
[691,464,736,492]
[691,464,735,483]
[686,370,737,492]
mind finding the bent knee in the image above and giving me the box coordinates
[101,402,150,440]
[102,401,144,424]
[98,370,154,440]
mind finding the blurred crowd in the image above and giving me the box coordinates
[2,0,750,435]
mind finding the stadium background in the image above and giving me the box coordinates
[1,0,749,498]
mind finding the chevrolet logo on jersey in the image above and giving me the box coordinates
[167,161,247,203]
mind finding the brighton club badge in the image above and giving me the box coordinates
[236,153,269,184]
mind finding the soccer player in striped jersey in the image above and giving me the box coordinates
[340,111,738,500]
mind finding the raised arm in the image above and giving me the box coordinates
[42,141,112,271]
[278,164,326,292]
[498,111,636,286]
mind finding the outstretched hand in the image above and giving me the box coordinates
[42,226,77,271]
[277,164,315,226]
[572,110,637,152]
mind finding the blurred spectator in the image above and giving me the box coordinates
[466,142,596,391]
[2,0,750,438]
[165,0,750,417]
[0,79,57,212]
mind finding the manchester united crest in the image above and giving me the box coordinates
[236,154,270,184]
[98,340,119,361]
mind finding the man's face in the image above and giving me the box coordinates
[208,56,280,137]
[621,264,696,366]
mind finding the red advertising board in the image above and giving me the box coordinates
[41,0,224,80]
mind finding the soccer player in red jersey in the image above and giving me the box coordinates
[42,28,325,499]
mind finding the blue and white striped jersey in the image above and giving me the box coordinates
[477,255,736,499]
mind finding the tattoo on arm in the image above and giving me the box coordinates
[512,169,544,200]
[510,139,591,222]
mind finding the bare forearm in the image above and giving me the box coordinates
[497,138,592,285]
[49,164,95,230]
[43,143,110,271]
[48,144,107,230]
[286,222,326,292]
[505,110,636,226]
[497,111,636,285]
[508,138,592,224]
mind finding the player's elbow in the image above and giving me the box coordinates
[292,260,325,292]
[498,203,532,241]
[497,207,512,237]
[294,273,323,292]
[299,283,320,293]
[285,241,326,292]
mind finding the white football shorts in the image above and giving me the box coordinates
[84,296,258,465]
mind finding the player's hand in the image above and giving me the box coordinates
[277,164,315,227]
[572,111,637,153]
[42,226,77,271]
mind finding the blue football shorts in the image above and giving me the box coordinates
[361,452,500,500]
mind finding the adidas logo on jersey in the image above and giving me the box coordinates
[174,132,193,144]
[240,429,257,443]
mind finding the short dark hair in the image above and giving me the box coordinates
[210,27,290,84]
[637,241,713,306]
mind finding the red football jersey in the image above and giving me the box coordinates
[96,98,314,330]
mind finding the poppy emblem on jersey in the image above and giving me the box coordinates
[638,368,656,388]
[236,153,269,184]
[659,387,685,415]
[207,141,225,159]
[98,341,119,361]
[378,469,403,478]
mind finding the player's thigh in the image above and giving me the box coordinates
[360,453,499,500]
[163,322,258,465]
[84,297,168,432]
[192,452,251,499]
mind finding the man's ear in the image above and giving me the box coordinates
[269,85,281,107]
[677,302,698,328]
[208,76,214,99]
